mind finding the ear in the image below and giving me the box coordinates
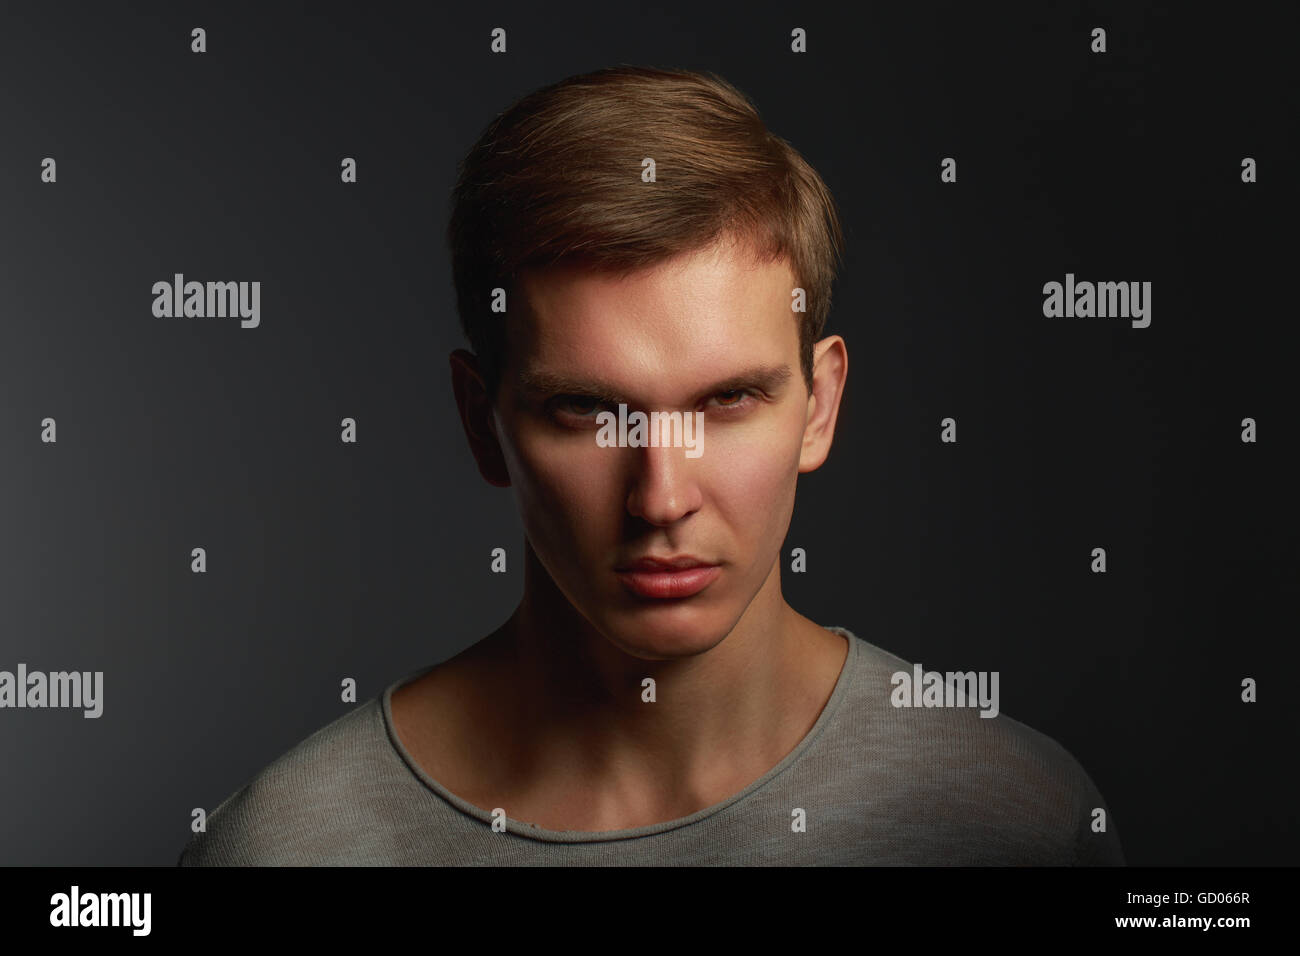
[797,335,848,473]
[449,349,511,487]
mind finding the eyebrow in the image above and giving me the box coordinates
[516,364,794,405]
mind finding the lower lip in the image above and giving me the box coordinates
[616,565,721,599]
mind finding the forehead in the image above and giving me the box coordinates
[510,239,798,396]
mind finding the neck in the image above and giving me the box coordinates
[472,543,843,819]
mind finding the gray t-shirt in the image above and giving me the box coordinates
[179,627,1124,865]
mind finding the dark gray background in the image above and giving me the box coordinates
[0,0,1293,865]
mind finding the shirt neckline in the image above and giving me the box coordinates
[379,625,859,844]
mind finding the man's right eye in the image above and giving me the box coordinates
[551,395,603,418]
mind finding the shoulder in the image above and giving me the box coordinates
[827,630,1125,865]
[178,698,400,866]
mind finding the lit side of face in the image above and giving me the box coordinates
[454,235,846,661]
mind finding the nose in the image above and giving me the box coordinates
[625,441,703,526]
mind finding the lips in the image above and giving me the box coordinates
[614,555,721,599]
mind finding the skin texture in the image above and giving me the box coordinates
[391,233,850,831]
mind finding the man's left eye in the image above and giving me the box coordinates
[710,389,753,409]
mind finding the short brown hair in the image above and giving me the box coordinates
[446,65,845,399]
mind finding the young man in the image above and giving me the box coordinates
[181,66,1124,865]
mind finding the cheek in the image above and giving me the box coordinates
[706,413,804,548]
[504,426,617,548]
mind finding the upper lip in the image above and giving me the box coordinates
[616,555,717,572]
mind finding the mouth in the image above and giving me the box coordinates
[614,556,722,600]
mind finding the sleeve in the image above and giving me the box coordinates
[177,776,300,866]
[1070,767,1126,866]
[1008,719,1127,866]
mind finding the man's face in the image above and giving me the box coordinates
[484,237,830,661]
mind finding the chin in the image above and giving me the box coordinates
[597,604,737,661]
